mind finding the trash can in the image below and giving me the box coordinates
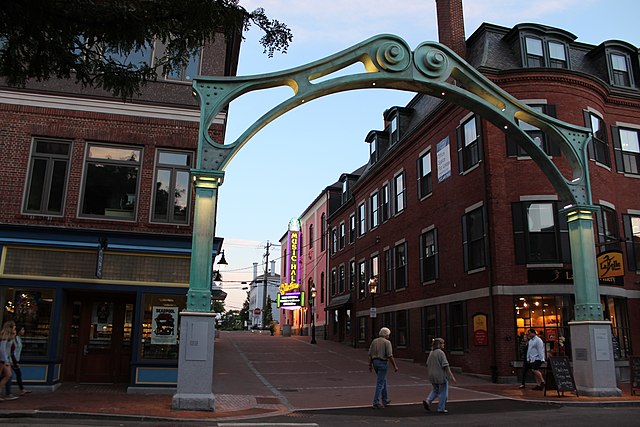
[282,324,292,337]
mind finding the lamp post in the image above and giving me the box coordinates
[310,282,317,344]
[368,277,378,341]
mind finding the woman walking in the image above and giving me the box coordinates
[0,321,18,401]
[423,338,456,413]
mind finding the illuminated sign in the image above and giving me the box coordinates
[277,291,305,309]
[279,219,305,310]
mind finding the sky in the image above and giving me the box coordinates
[214,0,640,311]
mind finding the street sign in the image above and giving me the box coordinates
[253,308,261,316]
[369,307,377,318]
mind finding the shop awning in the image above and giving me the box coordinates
[325,294,352,309]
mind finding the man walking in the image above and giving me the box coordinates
[526,328,546,390]
[368,327,399,409]
[424,338,456,414]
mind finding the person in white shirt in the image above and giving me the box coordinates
[526,328,546,390]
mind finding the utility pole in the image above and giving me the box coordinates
[262,241,270,328]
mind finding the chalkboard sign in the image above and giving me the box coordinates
[544,357,578,397]
[630,356,640,396]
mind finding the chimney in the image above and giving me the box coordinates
[270,260,276,276]
[435,0,466,58]
[253,262,258,280]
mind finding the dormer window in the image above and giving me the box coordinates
[370,136,378,163]
[342,180,349,203]
[523,36,568,69]
[610,53,631,87]
[390,116,399,144]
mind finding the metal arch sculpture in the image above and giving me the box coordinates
[192,34,592,206]
[187,34,602,320]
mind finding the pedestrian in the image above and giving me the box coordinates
[423,338,456,414]
[526,328,546,390]
[8,325,30,396]
[518,333,530,389]
[368,327,399,409]
[0,321,18,401]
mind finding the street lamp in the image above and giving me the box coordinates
[310,282,317,344]
[368,277,378,341]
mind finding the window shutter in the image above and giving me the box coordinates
[456,125,464,173]
[512,202,526,264]
[462,302,469,351]
[434,228,439,280]
[506,133,519,157]
[622,214,637,271]
[584,110,595,160]
[557,202,572,263]
[595,207,605,245]
[462,213,469,271]
[475,115,484,163]
[611,126,624,173]
[445,303,451,345]
[545,105,561,156]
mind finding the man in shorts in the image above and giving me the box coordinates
[526,328,546,390]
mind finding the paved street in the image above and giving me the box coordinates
[0,331,638,425]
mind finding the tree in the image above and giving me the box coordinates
[0,0,292,99]
[263,295,274,335]
[240,290,250,327]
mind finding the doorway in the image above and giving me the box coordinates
[63,292,134,383]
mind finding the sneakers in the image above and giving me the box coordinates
[437,409,449,414]
[20,389,31,395]
[4,394,18,401]
[372,403,383,409]
[532,384,544,390]
[422,400,431,411]
[383,400,391,406]
[518,384,525,389]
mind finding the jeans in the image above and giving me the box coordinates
[427,381,449,412]
[372,359,389,405]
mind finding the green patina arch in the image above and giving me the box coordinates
[187,34,602,321]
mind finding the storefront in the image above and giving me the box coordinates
[0,225,221,390]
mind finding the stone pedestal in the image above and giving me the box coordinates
[569,320,621,396]
[172,312,217,410]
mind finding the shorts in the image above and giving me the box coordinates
[529,360,543,370]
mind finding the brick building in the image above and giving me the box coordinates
[0,32,240,389]
[319,1,640,382]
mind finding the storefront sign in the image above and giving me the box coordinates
[527,267,623,286]
[597,250,624,281]
[151,306,178,345]
[279,218,304,310]
[472,313,488,346]
[277,291,304,309]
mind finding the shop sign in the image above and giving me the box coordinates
[151,306,178,345]
[277,291,304,310]
[472,313,488,346]
[527,266,624,286]
[597,250,624,284]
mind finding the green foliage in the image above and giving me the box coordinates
[0,0,292,99]
[263,294,274,326]
[240,290,250,325]
[212,299,225,313]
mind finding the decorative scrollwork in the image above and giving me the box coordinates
[414,44,450,79]
[374,41,410,72]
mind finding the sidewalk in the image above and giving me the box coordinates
[0,331,638,422]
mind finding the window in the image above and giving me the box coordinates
[394,242,407,290]
[384,248,393,293]
[330,269,337,296]
[610,53,631,87]
[349,214,356,244]
[81,144,141,220]
[370,136,378,163]
[140,293,185,360]
[462,206,486,271]
[417,151,432,198]
[393,172,405,214]
[421,306,440,352]
[330,228,337,255]
[338,265,345,293]
[349,260,355,290]
[358,317,367,342]
[396,310,408,347]
[585,112,610,166]
[446,301,467,352]
[390,115,399,144]
[508,105,560,157]
[548,41,567,68]
[370,255,379,282]
[595,205,620,251]
[612,127,640,175]
[342,180,349,203]
[103,43,152,70]
[24,139,71,215]
[152,150,192,224]
[2,288,54,358]
[308,224,314,249]
[320,272,325,303]
[166,49,201,82]
[515,295,572,360]
[358,202,366,236]
[339,222,346,249]
[370,191,379,229]
[523,36,568,69]
[622,214,640,271]
[512,201,569,264]
[524,37,544,67]
[457,115,481,172]
[321,213,326,251]
[358,261,367,299]
[381,184,390,222]
[420,229,438,282]
[603,296,631,360]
